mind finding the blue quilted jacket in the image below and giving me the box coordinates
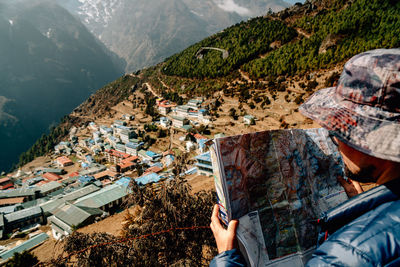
[210,179,400,267]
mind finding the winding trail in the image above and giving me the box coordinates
[144,82,161,98]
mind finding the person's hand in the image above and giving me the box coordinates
[210,204,239,254]
[337,176,363,198]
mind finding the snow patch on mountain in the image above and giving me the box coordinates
[76,0,120,27]
[214,0,251,16]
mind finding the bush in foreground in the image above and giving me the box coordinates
[50,177,216,266]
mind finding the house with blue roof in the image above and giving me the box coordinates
[78,175,96,185]
[135,173,162,186]
[195,152,213,176]
[125,142,144,156]
[197,138,208,153]
[145,151,162,161]
[87,139,95,146]
[24,176,44,186]
[115,143,126,153]
[100,125,113,135]
[85,155,94,164]
[108,135,120,147]
[115,177,131,189]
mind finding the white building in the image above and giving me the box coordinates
[171,116,189,128]
[160,117,171,128]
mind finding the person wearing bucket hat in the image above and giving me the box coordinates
[209,48,400,267]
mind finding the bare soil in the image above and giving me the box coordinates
[186,174,215,194]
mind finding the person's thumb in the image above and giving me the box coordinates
[227,220,239,234]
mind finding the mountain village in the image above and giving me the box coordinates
[0,62,326,262]
[0,93,249,261]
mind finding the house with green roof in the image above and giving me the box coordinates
[0,188,37,204]
[49,204,103,240]
[181,125,193,132]
[4,206,44,233]
[171,116,189,128]
[62,184,100,202]
[37,181,63,197]
[0,233,49,260]
[74,184,128,212]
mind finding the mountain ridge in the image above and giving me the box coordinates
[0,0,124,172]
[57,0,292,72]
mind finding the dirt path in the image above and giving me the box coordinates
[295,27,311,38]
[159,79,170,90]
[144,82,161,98]
[238,69,254,83]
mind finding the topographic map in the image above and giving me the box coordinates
[211,128,348,266]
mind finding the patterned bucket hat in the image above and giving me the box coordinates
[300,48,400,163]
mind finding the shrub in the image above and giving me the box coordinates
[5,251,38,267]
[54,177,216,266]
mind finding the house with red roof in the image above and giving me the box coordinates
[105,149,131,164]
[157,100,176,115]
[0,177,14,190]
[143,166,163,175]
[56,156,73,167]
[118,161,136,173]
[43,172,62,182]
[117,155,139,173]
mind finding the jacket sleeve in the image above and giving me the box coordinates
[209,249,246,267]
[306,239,375,267]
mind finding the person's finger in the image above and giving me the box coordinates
[211,204,220,223]
[211,204,219,220]
[211,204,224,231]
[227,220,239,234]
[350,179,363,194]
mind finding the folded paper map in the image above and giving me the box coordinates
[210,128,348,266]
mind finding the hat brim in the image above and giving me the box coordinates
[300,87,400,163]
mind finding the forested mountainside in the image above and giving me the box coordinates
[18,0,400,168]
[0,0,123,173]
[164,0,400,79]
